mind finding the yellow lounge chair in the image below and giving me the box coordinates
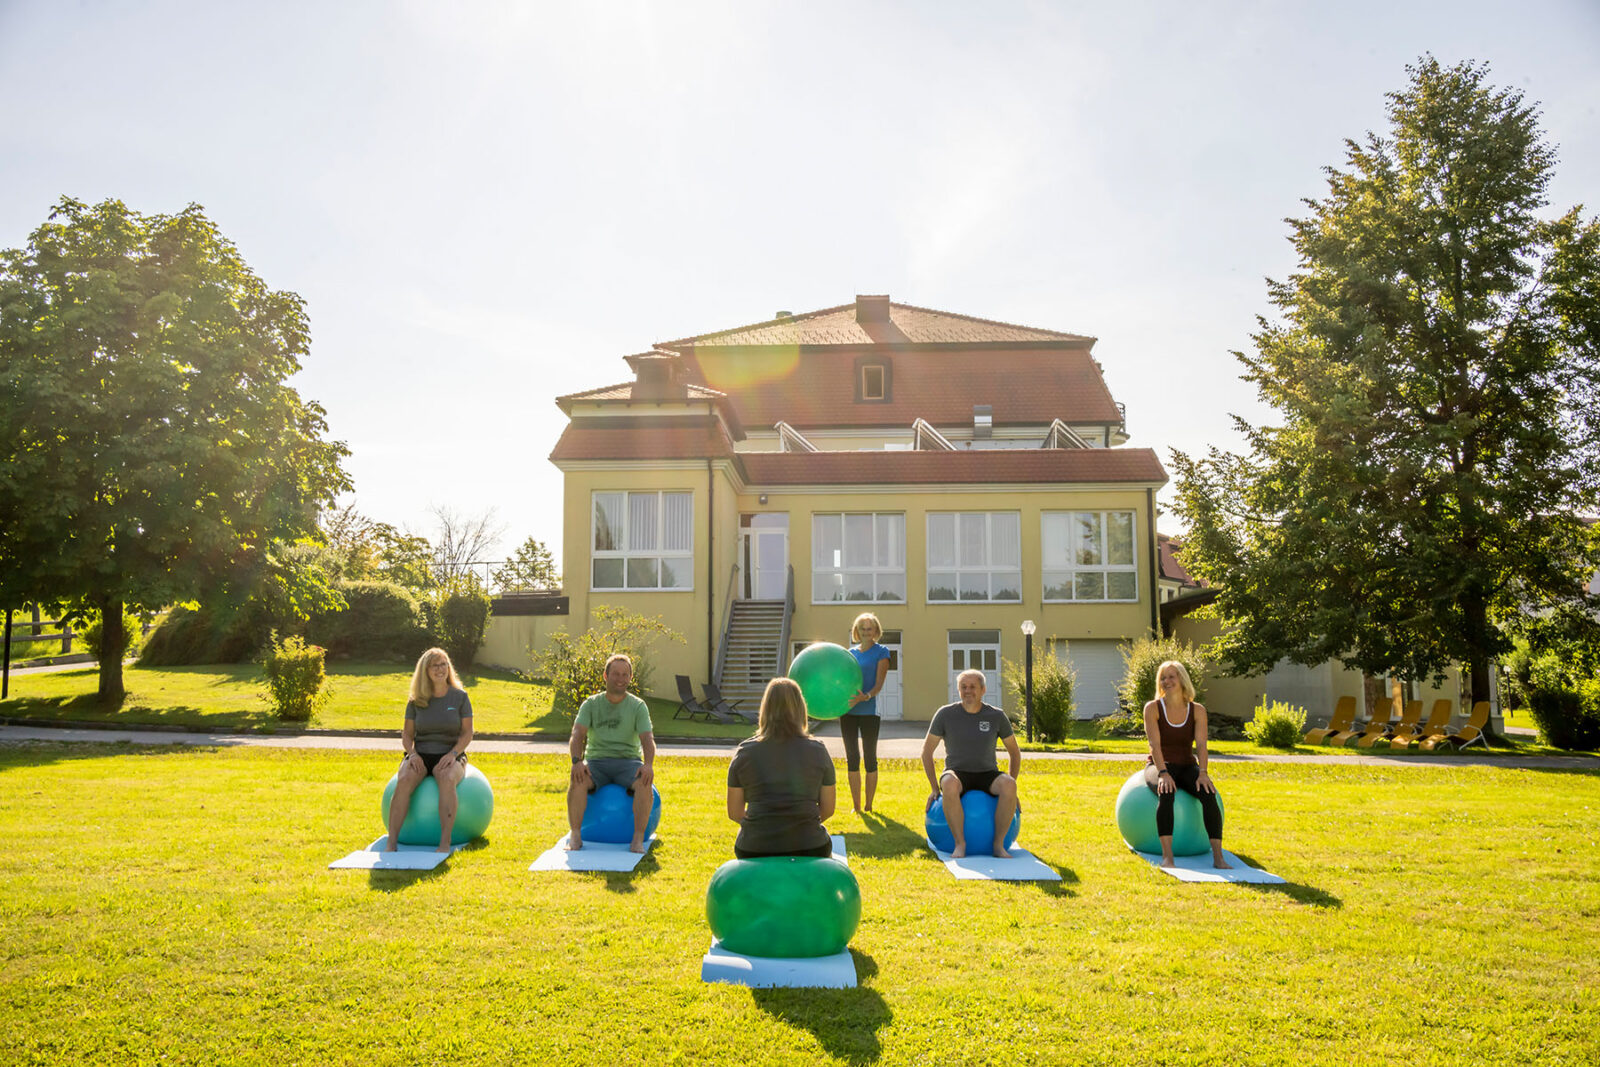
[1420,700,1490,751]
[1359,699,1422,748]
[1304,696,1358,745]
[1343,704,1396,747]
[1387,699,1451,751]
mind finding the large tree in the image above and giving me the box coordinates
[1173,57,1600,711]
[0,198,350,699]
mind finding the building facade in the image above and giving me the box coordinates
[547,295,1168,721]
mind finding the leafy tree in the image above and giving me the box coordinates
[493,535,560,592]
[1173,58,1600,713]
[0,198,350,699]
[318,502,434,590]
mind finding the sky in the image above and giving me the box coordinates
[3,0,1598,562]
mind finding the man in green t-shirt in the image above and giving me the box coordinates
[567,653,656,852]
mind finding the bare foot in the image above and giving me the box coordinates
[952,842,967,858]
[565,834,584,851]
[853,807,863,815]
[382,843,397,853]
[435,843,452,854]
[1160,856,1176,868]
[993,846,1013,859]
[630,838,646,854]
[1213,856,1232,869]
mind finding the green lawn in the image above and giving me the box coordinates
[0,745,1593,1066]
[0,662,751,739]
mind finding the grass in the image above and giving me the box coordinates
[0,744,1594,1065]
[0,662,751,739]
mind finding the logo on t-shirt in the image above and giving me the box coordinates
[979,721,991,733]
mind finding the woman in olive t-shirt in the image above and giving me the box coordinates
[385,647,474,852]
[726,678,836,858]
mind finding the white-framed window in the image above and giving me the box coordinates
[927,512,1021,602]
[591,490,693,590]
[812,513,905,603]
[1042,510,1137,601]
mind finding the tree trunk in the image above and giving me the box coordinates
[97,595,125,703]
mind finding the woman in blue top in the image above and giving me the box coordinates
[843,612,892,813]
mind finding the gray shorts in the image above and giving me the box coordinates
[587,757,643,792]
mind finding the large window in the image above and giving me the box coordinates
[812,513,905,602]
[1042,510,1137,601]
[591,491,693,590]
[927,512,1021,602]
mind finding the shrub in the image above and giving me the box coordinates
[1244,697,1307,748]
[533,606,684,714]
[434,586,492,670]
[138,604,259,665]
[306,581,428,660]
[1095,711,1146,739]
[81,607,145,662]
[1002,648,1077,742]
[262,633,329,722]
[1117,636,1207,715]
[1527,679,1600,751]
[1207,712,1247,741]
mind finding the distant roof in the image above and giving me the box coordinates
[555,380,728,408]
[740,448,1166,487]
[1158,533,1206,587]
[658,299,1094,349]
[549,421,735,463]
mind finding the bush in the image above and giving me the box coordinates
[1095,711,1146,739]
[1244,697,1307,748]
[306,581,428,661]
[1002,648,1076,742]
[138,604,260,665]
[1527,679,1600,751]
[81,607,145,662]
[533,606,684,714]
[434,586,492,670]
[1117,636,1207,715]
[262,633,328,722]
[1207,712,1247,741]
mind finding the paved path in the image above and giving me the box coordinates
[2,723,1594,770]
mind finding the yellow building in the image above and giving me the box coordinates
[545,295,1168,721]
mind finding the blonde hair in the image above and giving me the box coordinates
[1152,660,1196,705]
[409,647,463,706]
[851,612,882,643]
[754,677,810,742]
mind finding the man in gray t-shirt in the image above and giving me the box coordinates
[921,669,1022,858]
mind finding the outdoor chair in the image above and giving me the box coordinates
[1343,704,1396,747]
[1304,696,1358,745]
[1387,699,1451,751]
[674,675,714,721]
[702,682,757,726]
[701,682,745,712]
[1420,700,1490,752]
[1358,699,1422,748]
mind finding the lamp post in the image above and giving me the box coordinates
[1020,619,1036,743]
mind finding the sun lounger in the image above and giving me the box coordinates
[1419,700,1490,751]
[1304,696,1357,745]
[1359,699,1422,748]
[702,682,756,725]
[1344,703,1396,747]
[674,675,714,721]
[1387,699,1451,750]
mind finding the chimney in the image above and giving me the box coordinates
[626,352,687,400]
[774,310,792,319]
[855,294,891,323]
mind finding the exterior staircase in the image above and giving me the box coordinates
[715,600,787,706]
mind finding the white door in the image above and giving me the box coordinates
[877,630,903,721]
[740,513,788,600]
[1059,639,1127,719]
[948,630,1002,710]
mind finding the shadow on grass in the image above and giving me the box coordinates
[365,836,491,892]
[0,739,214,774]
[751,951,892,1065]
[843,813,926,859]
[1226,850,1343,907]
[1,693,274,731]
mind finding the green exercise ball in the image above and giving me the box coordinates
[381,763,494,846]
[1114,768,1223,856]
[706,857,861,958]
[787,642,861,721]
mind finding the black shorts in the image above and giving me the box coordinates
[734,840,834,860]
[408,751,465,776]
[943,769,1002,796]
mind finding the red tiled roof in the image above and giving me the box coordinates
[556,381,727,406]
[741,448,1166,487]
[658,300,1093,348]
[1158,534,1206,587]
[683,346,1121,428]
[549,422,735,462]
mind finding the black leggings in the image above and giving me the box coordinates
[839,715,880,773]
[1149,763,1223,840]
[734,840,834,859]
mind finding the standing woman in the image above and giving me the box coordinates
[726,677,836,858]
[1141,660,1228,869]
[386,647,474,853]
[842,612,891,813]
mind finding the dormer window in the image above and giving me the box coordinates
[856,358,890,401]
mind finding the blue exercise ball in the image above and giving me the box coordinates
[380,763,494,846]
[706,857,861,958]
[926,787,1021,854]
[581,783,662,844]
[1114,768,1224,856]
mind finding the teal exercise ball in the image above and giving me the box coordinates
[926,789,1021,855]
[581,783,662,844]
[788,642,861,720]
[1113,769,1222,856]
[381,763,494,846]
[706,857,861,958]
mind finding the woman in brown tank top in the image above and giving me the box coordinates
[1141,660,1228,869]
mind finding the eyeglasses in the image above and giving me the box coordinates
[428,662,449,671]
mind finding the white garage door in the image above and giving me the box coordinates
[1055,639,1127,719]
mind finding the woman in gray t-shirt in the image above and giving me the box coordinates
[726,678,836,858]
[385,647,474,852]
